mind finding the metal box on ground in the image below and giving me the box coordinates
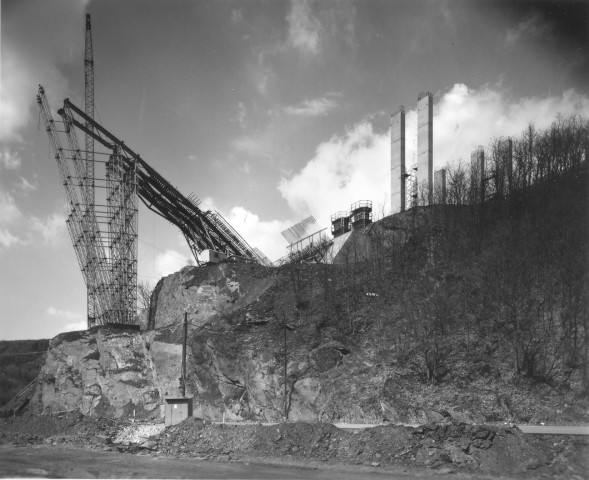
[164,397,192,426]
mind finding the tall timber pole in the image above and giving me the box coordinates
[182,312,188,397]
[85,13,97,327]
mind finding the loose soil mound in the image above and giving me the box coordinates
[0,411,121,447]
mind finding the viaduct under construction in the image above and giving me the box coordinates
[38,16,519,331]
[37,15,269,329]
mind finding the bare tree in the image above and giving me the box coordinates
[137,281,154,313]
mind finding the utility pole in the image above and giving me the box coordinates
[182,312,188,397]
[283,312,287,420]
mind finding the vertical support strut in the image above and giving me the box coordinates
[106,147,138,325]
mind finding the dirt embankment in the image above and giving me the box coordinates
[1,413,587,478]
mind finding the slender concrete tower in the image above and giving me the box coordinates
[470,146,485,204]
[499,137,513,194]
[417,92,433,204]
[434,168,446,205]
[391,106,406,213]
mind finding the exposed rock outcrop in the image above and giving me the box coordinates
[30,329,160,418]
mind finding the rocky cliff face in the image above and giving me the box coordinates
[30,262,285,420]
[30,329,158,418]
[30,262,355,421]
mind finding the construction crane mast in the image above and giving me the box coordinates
[84,13,97,325]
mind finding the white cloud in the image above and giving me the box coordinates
[155,249,192,278]
[433,84,589,166]
[61,320,88,332]
[504,12,550,49]
[0,50,33,142]
[253,48,278,96]
[222,206,292,262]
[279,83,589,224]
[279,121,390,227]
[284,93,340,117]
[47,306,81,321]
[29,212,67,245]
[0,230,21,248]
[0,190,24,248]
[200,198,292,262]
[287,0,322,57]
[236,101,247,128]
[231,9,243,24]
[232,135,266,156]
[0,190,22,225]
[16,176,37,194]
[1,0,89,141]
[47,306,86,332]
[0,189,67,249]
[0,147,22,169]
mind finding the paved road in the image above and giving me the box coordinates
[0,445,481,480]
[219,422,589,435]
[335,424,589,435]
[518,425,589,435]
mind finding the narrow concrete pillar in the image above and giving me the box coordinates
[501,137,513,194]
[417,92,433,204]
[434,168,446,204]
[470,146,485,204]
[391,106,406,213]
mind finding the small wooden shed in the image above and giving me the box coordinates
[164,397,192,426]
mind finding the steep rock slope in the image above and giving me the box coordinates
[30,254,587,423]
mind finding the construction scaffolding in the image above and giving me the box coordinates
[106,147,138,325]
[37,87,269,328]
[37,15,271,330]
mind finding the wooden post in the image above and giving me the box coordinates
[283,312,287,420]
[182,312,187,397]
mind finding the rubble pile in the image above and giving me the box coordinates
[0,411,121,447]
[114,423,166,445]
[150,420,550,474]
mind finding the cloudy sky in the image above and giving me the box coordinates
[1,0,588,340]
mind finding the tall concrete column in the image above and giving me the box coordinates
[391,106,406,213]
[434,168,446,204]
[470,146,485,204]
[417,92,433,205]
[501,137,513,194]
